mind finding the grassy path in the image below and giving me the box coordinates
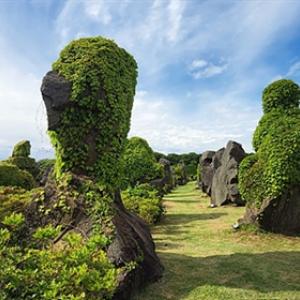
[134,181,300,300]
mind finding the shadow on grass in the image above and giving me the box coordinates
[163,213,227,226]
[155,212,226,236]
[156,251,300,295]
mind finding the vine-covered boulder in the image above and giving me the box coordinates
[150,158,174,194]
[5,140,39,178]
[238,79,300,234]
[0,37,162,300]
[174,161,188,185]
[0,162,35,190]
[199,150,215,195]
[211,141,246,206]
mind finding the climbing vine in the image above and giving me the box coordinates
[50,37,138,187]
[239,79,300,207]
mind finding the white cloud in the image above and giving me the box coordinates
[287,61,300,77]
[83,0,112,25]
[190,59,208,69]
[0,41,53,159]
[167,0,185,42]
[129,89,260,154]
[189,59,228,79]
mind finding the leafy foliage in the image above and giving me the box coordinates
[173,163,188,185]
[50,37,137,187]
[0,186,43,218]
[262,79,300,113]
[0,216,117,300]
[120,137,160,188]
[122,184,164,224]
[12,140,31,157]
[166,152,199,179]
[0,163,35,190]
[239,79,300,207]
[4,140,39,178]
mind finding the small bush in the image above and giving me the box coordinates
[122,184,164,224]
[0,163,35,190]
[0,216,117,300]
[120,137,159,188]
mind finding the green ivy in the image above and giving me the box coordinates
[239,79,300,207]
[262,79,300,113]
[120,136,160,188]
[50,37,137,187]
[0,163,35,190]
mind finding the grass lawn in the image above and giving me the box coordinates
[133,181,300,300]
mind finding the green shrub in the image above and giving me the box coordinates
[4,140,39,178]
[0,186,43,218]
[0,163,35,190]
[262,79,300,113]
[239,79,300,207]
[173,162,187,185]
[50,37,137,187]
[122,184,164,224]
[0,216,117,300]
[120,137,159,188]
[12,140,30,157]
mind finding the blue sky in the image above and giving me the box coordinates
[1,0,300,159]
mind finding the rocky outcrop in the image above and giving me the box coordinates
[41,71,72,130]
[238,185,300,235]
[200,141,246,206]
[199,151,215,196]
[40,61,163,297]
[150,158,173,195]
[5,140,39,179]
[211,141,246,206]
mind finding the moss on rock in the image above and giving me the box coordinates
[239,79,300,207]
[0,162,35,190]
[48,37,138,187]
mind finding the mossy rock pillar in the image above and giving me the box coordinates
[41,37,163,298]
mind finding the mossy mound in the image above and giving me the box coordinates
[48,37,138,187]
[240,80,300,207]
[120,136,160,188]
[12,140,30,157]
[0,163,35,190]
[4,140,39,178]
[238,79,300,233]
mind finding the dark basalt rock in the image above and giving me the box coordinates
[110,193,164,300]
[199,151,215,196]
[211,141,246,206]
[41,71,72,130]
[239,185,300,235]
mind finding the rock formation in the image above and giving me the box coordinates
[21,37,163,299]
[199,141,246,206]
[5,140,39,178]
[150,158,174,194]
[199,151,215,196]
[237,79,300,235]
[211,141,246,206]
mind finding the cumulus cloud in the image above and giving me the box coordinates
[287,61,300,77]
[129,90,260,154]
[1,0,300,159]
[189,59,228,79]
[0,56,53,159]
